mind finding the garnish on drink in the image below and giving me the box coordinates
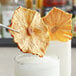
[9,7,72,57]
[9,6,49,57]
[43,7,72,42]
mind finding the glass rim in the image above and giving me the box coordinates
[14,53,59,66]
[14,54,38,65]
[14,54,47,65]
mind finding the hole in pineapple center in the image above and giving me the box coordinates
[27,27,33,36]
[51,26,58,33]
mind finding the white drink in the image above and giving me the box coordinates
[46,41,71,76]
[14,54,60,76]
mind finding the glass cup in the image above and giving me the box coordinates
[14,54,60,76]
[46,40,71,76]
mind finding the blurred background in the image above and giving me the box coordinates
[0,0,76,47]
[0,0,76,76]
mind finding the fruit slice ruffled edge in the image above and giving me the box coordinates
[9,6,49,57]
[42,7,72,42]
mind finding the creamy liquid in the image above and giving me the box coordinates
[46,41,71,76]
[15,54,60,76]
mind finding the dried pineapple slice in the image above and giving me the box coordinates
[43,7,72,42]
[9,6,49,57]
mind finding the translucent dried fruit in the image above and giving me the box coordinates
[43,7,72,42]
[9,6,49,57]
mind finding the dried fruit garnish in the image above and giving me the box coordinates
[43,7,72,42]
[9,6,49,57]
